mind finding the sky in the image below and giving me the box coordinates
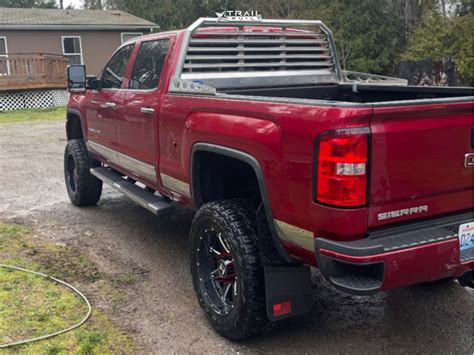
[63,0,83,9]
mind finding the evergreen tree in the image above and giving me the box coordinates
[403,10,473,85]
[80,0,472,84]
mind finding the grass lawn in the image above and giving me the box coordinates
[0,107,65,124]
[0,222,134,353]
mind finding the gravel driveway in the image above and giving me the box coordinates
[1,120,473,354]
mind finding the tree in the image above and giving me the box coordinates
[403,10,473,85]
[303,0,406,74]
[85,0,470,84]
[83,0,102,9]
[0,0,57,7]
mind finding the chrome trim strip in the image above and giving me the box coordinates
[117,153,156,182]
[87,141,157,182]
[275,220,315,252]
[87,141,117,163]
[160,173,191,198]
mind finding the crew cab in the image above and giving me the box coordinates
[64,18,474,339]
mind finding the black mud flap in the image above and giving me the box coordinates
[458,270,473,288]
[264,265,312,322]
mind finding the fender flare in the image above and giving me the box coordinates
[66,108,85,140]
[190,142,294,263]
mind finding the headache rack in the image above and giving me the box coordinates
[170,18,407,93]
[172,18,342,90]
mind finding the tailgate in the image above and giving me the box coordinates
[369,101,473,228]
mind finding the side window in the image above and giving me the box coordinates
[129,40,170,90]
[101,44,134,89]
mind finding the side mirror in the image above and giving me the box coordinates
[67,65,86,93]
[86,75,101,90]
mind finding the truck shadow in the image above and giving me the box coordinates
[241,266,472,353]
[37,196,473,354]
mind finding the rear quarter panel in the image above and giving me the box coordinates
[159,94,372,262]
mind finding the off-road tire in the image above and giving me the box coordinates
[190,199,269,340]
[64,139,102,206]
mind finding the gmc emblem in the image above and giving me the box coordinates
[465,153,474,168]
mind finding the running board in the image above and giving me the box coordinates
[90,167,174,217]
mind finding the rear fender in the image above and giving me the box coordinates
[190,142,294,264]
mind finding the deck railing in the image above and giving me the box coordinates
[0,53,69,90]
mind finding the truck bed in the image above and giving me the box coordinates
[223,84,474,105]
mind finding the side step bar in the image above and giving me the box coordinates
[90,167,174,217]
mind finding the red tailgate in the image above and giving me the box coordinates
[368,101,473,228]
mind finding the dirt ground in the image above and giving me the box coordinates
[1,120,473,354]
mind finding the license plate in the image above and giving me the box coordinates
[458,222,474,251]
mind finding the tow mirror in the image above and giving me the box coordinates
[67,65,86,93]
[86,75,101,90]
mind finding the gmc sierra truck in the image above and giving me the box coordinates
[64,18,474,339]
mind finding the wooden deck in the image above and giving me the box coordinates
[0,53,69,91]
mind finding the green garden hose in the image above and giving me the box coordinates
[0,264,92,349]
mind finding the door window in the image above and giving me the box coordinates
[101,44,134,89]
[129,40,170,90]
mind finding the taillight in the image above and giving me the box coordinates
[316,128,369,207]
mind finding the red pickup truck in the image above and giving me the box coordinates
[64,18,474,339]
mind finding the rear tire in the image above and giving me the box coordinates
[64,139,102,206]
[190,199,269,340]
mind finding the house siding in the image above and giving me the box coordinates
[0,29,147,75]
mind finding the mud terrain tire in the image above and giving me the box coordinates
[64,139,102,206]
[190,199,269,340]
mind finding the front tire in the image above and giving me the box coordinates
[190,199,269,340]
[64,139,102,206]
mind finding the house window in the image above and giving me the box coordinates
[62,36,83,64]
[0,37,8,75]
[0,37,6,56]
[121,32,143,44]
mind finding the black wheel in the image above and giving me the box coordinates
[190,199,269,340]
[458,271,473,288]
[64,139,102,206]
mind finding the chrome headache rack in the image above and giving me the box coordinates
[170,18,407,93]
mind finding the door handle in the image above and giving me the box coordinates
[104,102,116,109]
[140,107,155,114]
